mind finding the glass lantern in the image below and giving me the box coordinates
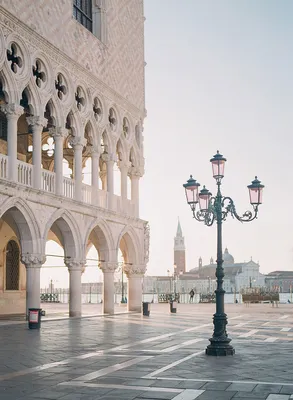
[198,186,212,212]
[183,175,200,209]
[247,176,264,205]
[210,151,227,180]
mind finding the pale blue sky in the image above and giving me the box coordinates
[140,0,293,276]
[41,0,293,288]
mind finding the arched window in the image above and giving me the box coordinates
[5,240,20,291]
[73,0,93,32]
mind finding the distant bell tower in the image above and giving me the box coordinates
[174,219,186,275]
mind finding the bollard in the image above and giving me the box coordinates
[170,301,177,313]
[142,302,150,316]
[28,308,42,330]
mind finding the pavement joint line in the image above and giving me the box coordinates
[239,329,259,338]
[0,321,214,382]
[143,350,205,378]
[0,352,133,382]
[264,337,278,342]
[150,377,293,387]
[160,338,204,353]
[73,356,153,382]
[172,390,204,400]
[59,381,204,398]
[59,380,186,393]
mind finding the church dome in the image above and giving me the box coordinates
[223,248,234,265]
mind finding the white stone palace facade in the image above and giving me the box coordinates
[0,0,149,316]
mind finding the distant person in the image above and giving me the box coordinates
[235,299,238,304]
[189,289,195,303]
[288,299,291,304]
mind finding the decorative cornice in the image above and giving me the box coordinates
[0,6,146,119]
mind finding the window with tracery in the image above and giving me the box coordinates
[73,0,93,32]
[5,240,20,291]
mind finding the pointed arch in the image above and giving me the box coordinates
[117,225,141,265]
[0,197,41,255]
[43,209,82,260]
[85,118,99,147]
[20,81,43,116]
[100,128,113,154]
[65,109,82,137]
[116,136,128,162]
[0,65,18,104]
[84,218,115,262]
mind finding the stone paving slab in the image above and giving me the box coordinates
[0,304,293,399]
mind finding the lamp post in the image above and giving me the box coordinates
[183,151,264,356]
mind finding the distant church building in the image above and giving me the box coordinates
[174,220,186,276]
[187,248,265,291]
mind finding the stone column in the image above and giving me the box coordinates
[119,161,130,203]
[129,169,141,217]
[99,262,117,314]
[100,169,107,190]
[1,104,23,182]
[65,259,84,317]
[124,264,146,312]
[90,146,100,205]
[27,116,48,190]
[21,254,46,317]
[49,127,68,196]
[70,137,86,202]
[101,153,115,210]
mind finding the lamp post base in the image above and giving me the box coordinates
[206,337,235,356]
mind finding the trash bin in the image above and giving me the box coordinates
[170,301,177,314]
[142,302,150,316]
[28,308,42,329]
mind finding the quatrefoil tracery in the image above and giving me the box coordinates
[75,87,85,111]
[32,60,46,88]
[93,97,102,120]
[123,117,129,138]
[109,108,116,130]
[7,43,22,73]
[55,73,67,100]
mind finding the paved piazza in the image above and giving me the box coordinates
[0,304,293,400]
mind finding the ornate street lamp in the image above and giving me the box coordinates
[183,151,264,356]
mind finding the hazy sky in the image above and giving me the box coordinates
[140,0,293,277]
[41,0,293,288]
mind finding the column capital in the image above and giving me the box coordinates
[21,253,46,267]
[27,116,48,128]
[49,127,69,140]
[118,160,131,172]
[65,259,86,271]
[69,136,87,150]
[101,153,116,163]
[1,103,23,118]
[129,166,143,178]
[99,261,118,273]
[124,264,146,277]
[87,144,101,157]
